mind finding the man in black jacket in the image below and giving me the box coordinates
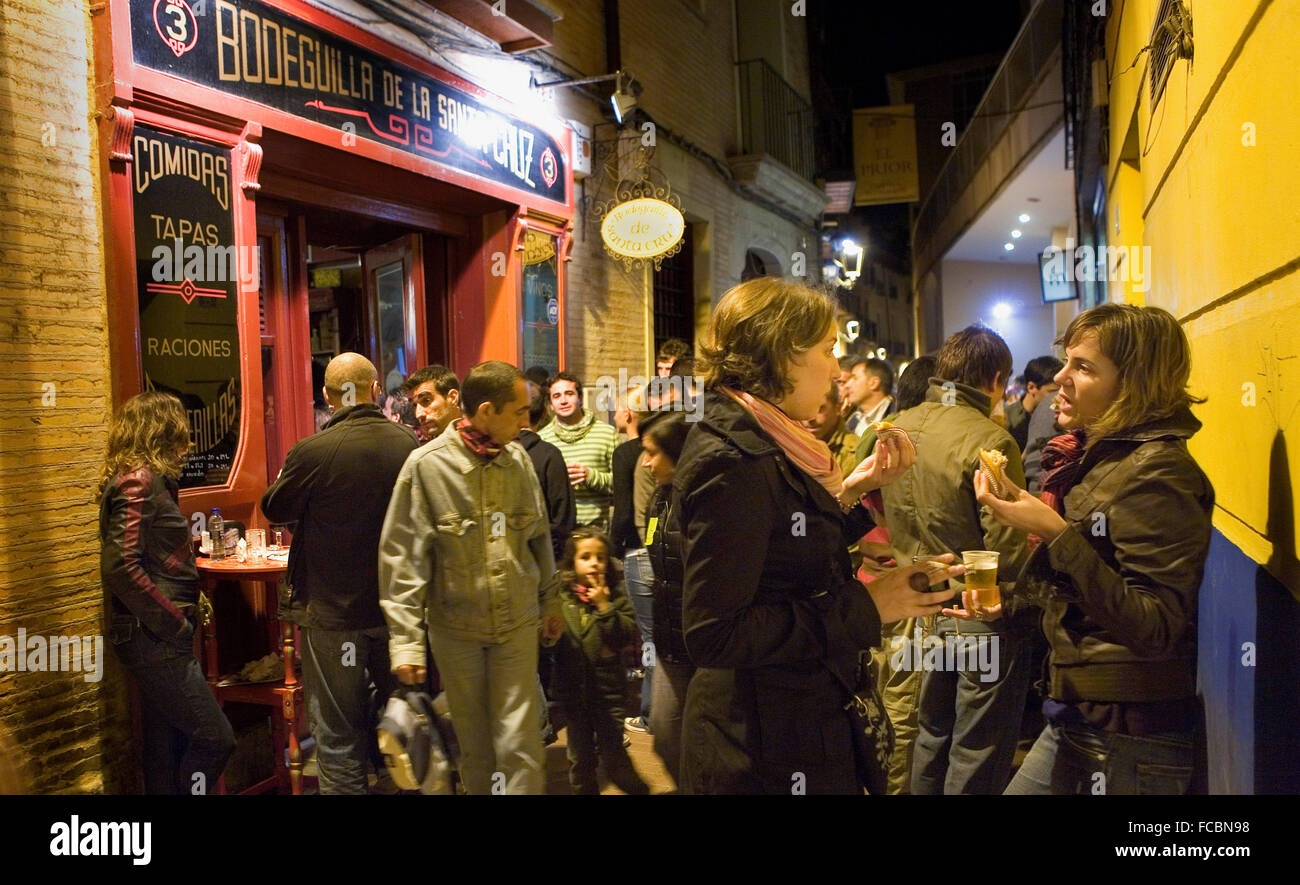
[261,353,418,794]
[520,377,576,560]
[516,377,574,742]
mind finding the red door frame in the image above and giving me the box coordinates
[95,0,574,521]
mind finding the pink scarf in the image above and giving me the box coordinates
[720,387,843,499]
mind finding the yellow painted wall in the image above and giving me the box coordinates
[1107,0,1300,596]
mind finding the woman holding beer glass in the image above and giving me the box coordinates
[676,278,962,794]
[98,392,236,794]
[971,304,1213,794]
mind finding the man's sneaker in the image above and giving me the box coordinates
[624,716,650,735]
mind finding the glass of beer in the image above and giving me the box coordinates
[961,550,1001,608]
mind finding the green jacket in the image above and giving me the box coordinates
[554,578,638,706]
[880,379,1029,629]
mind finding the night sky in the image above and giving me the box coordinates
[809,0,1027,262]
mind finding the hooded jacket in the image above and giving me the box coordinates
[553,575,639,709]
[1014,407,1213,703]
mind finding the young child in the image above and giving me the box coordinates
[554,528,650,795]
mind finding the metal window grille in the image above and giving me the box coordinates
[653,225,695,352]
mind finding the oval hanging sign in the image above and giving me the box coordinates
[600,197,685,260]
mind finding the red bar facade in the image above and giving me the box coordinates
[96,0,575,528]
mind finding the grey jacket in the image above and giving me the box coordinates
[379,422,560,665]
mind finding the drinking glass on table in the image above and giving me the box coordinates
[246,529,266,562]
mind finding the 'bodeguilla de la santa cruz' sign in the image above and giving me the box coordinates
[131,0,567,203]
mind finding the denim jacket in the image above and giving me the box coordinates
[379,423,560,665]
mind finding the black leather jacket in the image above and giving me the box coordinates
[99,468,197,642]
[646,483,689,665]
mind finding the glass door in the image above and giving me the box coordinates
[363,235,424,393]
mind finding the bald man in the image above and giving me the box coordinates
[261,353,419,793]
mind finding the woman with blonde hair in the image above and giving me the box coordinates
[674,277,963,793]
[969,303,1213,794]
[98,391,234,794]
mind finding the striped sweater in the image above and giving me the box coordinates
[539,410,618,526]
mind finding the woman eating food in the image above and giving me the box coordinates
[968,303,1213,795]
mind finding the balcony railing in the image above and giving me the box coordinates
[912,0,1063,277]
[735,58,816,180]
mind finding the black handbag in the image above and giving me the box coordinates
[843,656,895,796]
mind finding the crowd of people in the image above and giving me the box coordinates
[97,276,1213,795]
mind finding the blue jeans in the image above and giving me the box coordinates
[623,548,654,724]
[301,625,394,795]
[909,622,1032,795]
[110,614,235,795]
[1005,721,1195,795]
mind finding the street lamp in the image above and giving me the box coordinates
[826,239,864,289]
[840,240,864,283]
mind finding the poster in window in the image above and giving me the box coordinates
[132,126,242,488]
[522,230,559,373]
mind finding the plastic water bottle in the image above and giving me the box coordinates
[210,508,225,560]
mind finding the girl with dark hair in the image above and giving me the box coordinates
[98,391,235,794]
[637,411,692,784]
[973,304,1214,794]
[553,528,650,794]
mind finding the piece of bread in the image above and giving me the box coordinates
[872,420,917,459]
[978,448,1016,501]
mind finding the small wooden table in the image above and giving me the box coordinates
[196,555,304,795]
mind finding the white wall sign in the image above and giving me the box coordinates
[600,197,685,260]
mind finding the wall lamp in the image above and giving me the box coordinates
[532,69,639,123]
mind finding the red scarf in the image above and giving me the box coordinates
[719,387,843,498]
[1039,430,1088,515]
[455,417,504,461]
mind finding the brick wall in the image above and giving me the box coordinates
[621,0,738,160]
[547,0,818,389]
[0,0,133,793]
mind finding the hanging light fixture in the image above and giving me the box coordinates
[610,71,637,124]
[532,69,638,125]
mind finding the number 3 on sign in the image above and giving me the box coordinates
[164,2,189,43]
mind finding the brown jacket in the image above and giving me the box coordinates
[1015,407,1213,703]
